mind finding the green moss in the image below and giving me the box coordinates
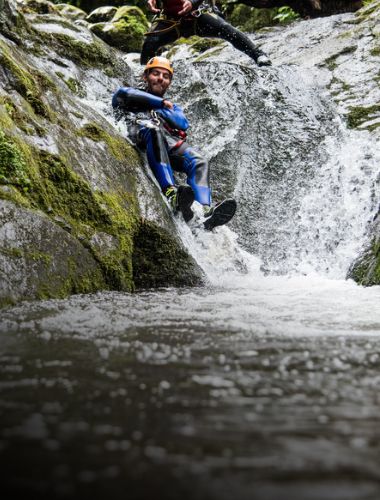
[0,129,31,189]
[90,7,148,53]
[36,256,105,300]
[27,250,52,264]
[78,122,140,162]
[64,77,86,97]
[346,104,380,130]
[0,246,23,258]
[229,5,279,32]
[349,234,380,286]
[189,37,223,53]
[167,36,224,60]
[194,47,225,62]
[0,42,54,119]
[0,95,46,136]
[324,45,357,70]
[0,129,139,293]
[356,0,380,20]
[36,30,115,69]
[328,77,352,96]
[55,71,86,96]
[132,220,203,288]
[370,46,380,56]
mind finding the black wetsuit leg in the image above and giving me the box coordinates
[196,13,265,62]
[141,19,196,64]
[141,21,180,64]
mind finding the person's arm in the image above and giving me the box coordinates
[157,103,189,131]
[112,87,167,112]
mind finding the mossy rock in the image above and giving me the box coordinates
[348,216,380,286]
[0,199,107,306]
[132,220,204,289]
[356,0,380,20]
[15,0,57,15]
[89,6,149,53]
[0,129,31,189]
[55,3,87,21]
[346,104,380,130]
[0,41,55,119]
[0,127,139,294]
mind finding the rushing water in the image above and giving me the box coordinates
[2,12,380,500]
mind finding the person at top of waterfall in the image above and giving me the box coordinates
[112,56,236,230]
[140,0,272,67]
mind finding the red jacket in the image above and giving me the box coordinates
[162,0,185,16]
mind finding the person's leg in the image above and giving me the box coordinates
[139,127,195,221]
[169,143,211,206]
[139,126,176,191]
[140,21,181,64]
[196,13,271,65]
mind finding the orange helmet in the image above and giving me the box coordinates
[144,56,174,77]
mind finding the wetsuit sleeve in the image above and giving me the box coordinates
[112,87,165,112]
[156,104,189,131]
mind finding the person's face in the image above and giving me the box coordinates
[144,67,172,97]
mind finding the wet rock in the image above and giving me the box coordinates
[0,0,203,306]
[86,6,118,24]
[89,6,149,53]
[348,212,380,286]
[15,0,57,15]
[132,220,205,289]
[54,3,87,21]
[89,231,119,257]
[0,199,106,306]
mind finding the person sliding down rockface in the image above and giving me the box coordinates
[112,56,236,230]
[141,0,271,67]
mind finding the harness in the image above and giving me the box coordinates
[144,2,214,36]
[163,122,187,148]
[146,110,187,149]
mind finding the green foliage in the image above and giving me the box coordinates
[229,6,278,32]
[273,6,300,24]
[227,4,300,32]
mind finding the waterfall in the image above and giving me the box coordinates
[80,17,380,287]
[163,54,380,282]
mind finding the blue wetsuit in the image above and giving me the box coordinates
[112,87,211,206]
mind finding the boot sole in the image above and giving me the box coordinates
[204,199,237,231]
[177,185,195,223]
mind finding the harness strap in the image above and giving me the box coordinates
[144,4,213,37]
[144,17,182,36]
[163,122,187,139]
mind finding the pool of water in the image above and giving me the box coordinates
[1,273,380,500]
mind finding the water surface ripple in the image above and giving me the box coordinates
[1,276,380,500]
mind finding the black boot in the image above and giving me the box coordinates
[203,199,237,231]
[165,185,195,223]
